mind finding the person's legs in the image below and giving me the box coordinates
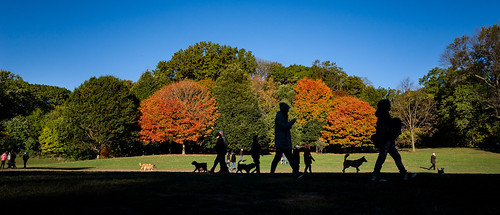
[210,156,219,172]
[218,154,228,172]
[373,140,390,178]
[282,149,298,173]
[387,144,407,175]
[270,149,283,174]
[253,157,260,173]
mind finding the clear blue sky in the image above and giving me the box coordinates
[1,0,499,91]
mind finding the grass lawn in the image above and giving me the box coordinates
[1,148,499,214]
[19,147,500,174]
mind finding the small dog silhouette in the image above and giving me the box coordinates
[236,160,256,173]
[438,168,445,174]
[342,154,367,173]
[192,161,208,172]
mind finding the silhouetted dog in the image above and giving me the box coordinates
[438,168,445,174]
[236,160,256,173]
[342,154,367,173]
[192,161,208,172]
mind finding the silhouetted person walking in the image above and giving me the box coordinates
[270,102,299,177]
[250,135,261,173]
[371,99,415,182]
[429,153,436,170]
[210,130,229,173]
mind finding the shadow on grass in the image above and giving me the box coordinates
[24,167,96,171]
[0,171,498,214]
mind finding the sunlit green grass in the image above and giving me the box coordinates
[19,148,500,174]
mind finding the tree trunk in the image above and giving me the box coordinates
[410,129,415,152]
[182,143,186,155]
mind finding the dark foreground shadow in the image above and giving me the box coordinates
[0,172,498,214]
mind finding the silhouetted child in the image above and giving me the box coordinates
[303,144,315,173]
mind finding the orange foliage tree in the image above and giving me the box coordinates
[138,80,219,154]
[294,77,334,124]
[321,96,376,148]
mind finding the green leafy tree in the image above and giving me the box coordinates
[154,41,257,86]
[439,24,500,145]
[63,76,140,159]
[359,85,397,108]
[131,70,159,101]
[29,84,71,112]
[213,64,266,152]
[0,70,35,121]
[310,60,348,91]
[39,105,70,156]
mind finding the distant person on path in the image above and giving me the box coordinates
[371,99,416,182]
[270,102,300,177]
[250,135,262,173]
[303,144,315,173]
[23,151,29,169]
[239,148,244,162]
[7,152,11,168]
[293,145,301,172]
[429,153,436,170]
[281,153,287,164]
[230,151,237,171]
[10,152,17,169]
[226,152,231,168]
[1,152,6,169]
[210,130,229,173]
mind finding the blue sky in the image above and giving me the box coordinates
[1,0,499,91]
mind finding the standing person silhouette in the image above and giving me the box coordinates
[270,102,300,177]
[250,135,262,173]
[22,151,29,168]
[371,99,416,182]
[210,129,229,174]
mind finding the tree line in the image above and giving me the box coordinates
[1,25,498,159]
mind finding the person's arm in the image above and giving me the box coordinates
[275,113,296,131]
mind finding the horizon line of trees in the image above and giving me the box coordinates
[1,25,498,159]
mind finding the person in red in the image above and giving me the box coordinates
[0,152,6,169]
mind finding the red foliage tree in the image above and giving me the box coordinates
[321,96,376,148]
[139,80,219,154]
[294,77,334,124]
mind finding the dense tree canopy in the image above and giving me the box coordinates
[213,64,267,152]
[154,41,257,86]
[64,76,140,158]
[321,96,376,149]
[139,80,218,154]
[294,77,333,124]
[131,70,159,101]
[0,70,35,121]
